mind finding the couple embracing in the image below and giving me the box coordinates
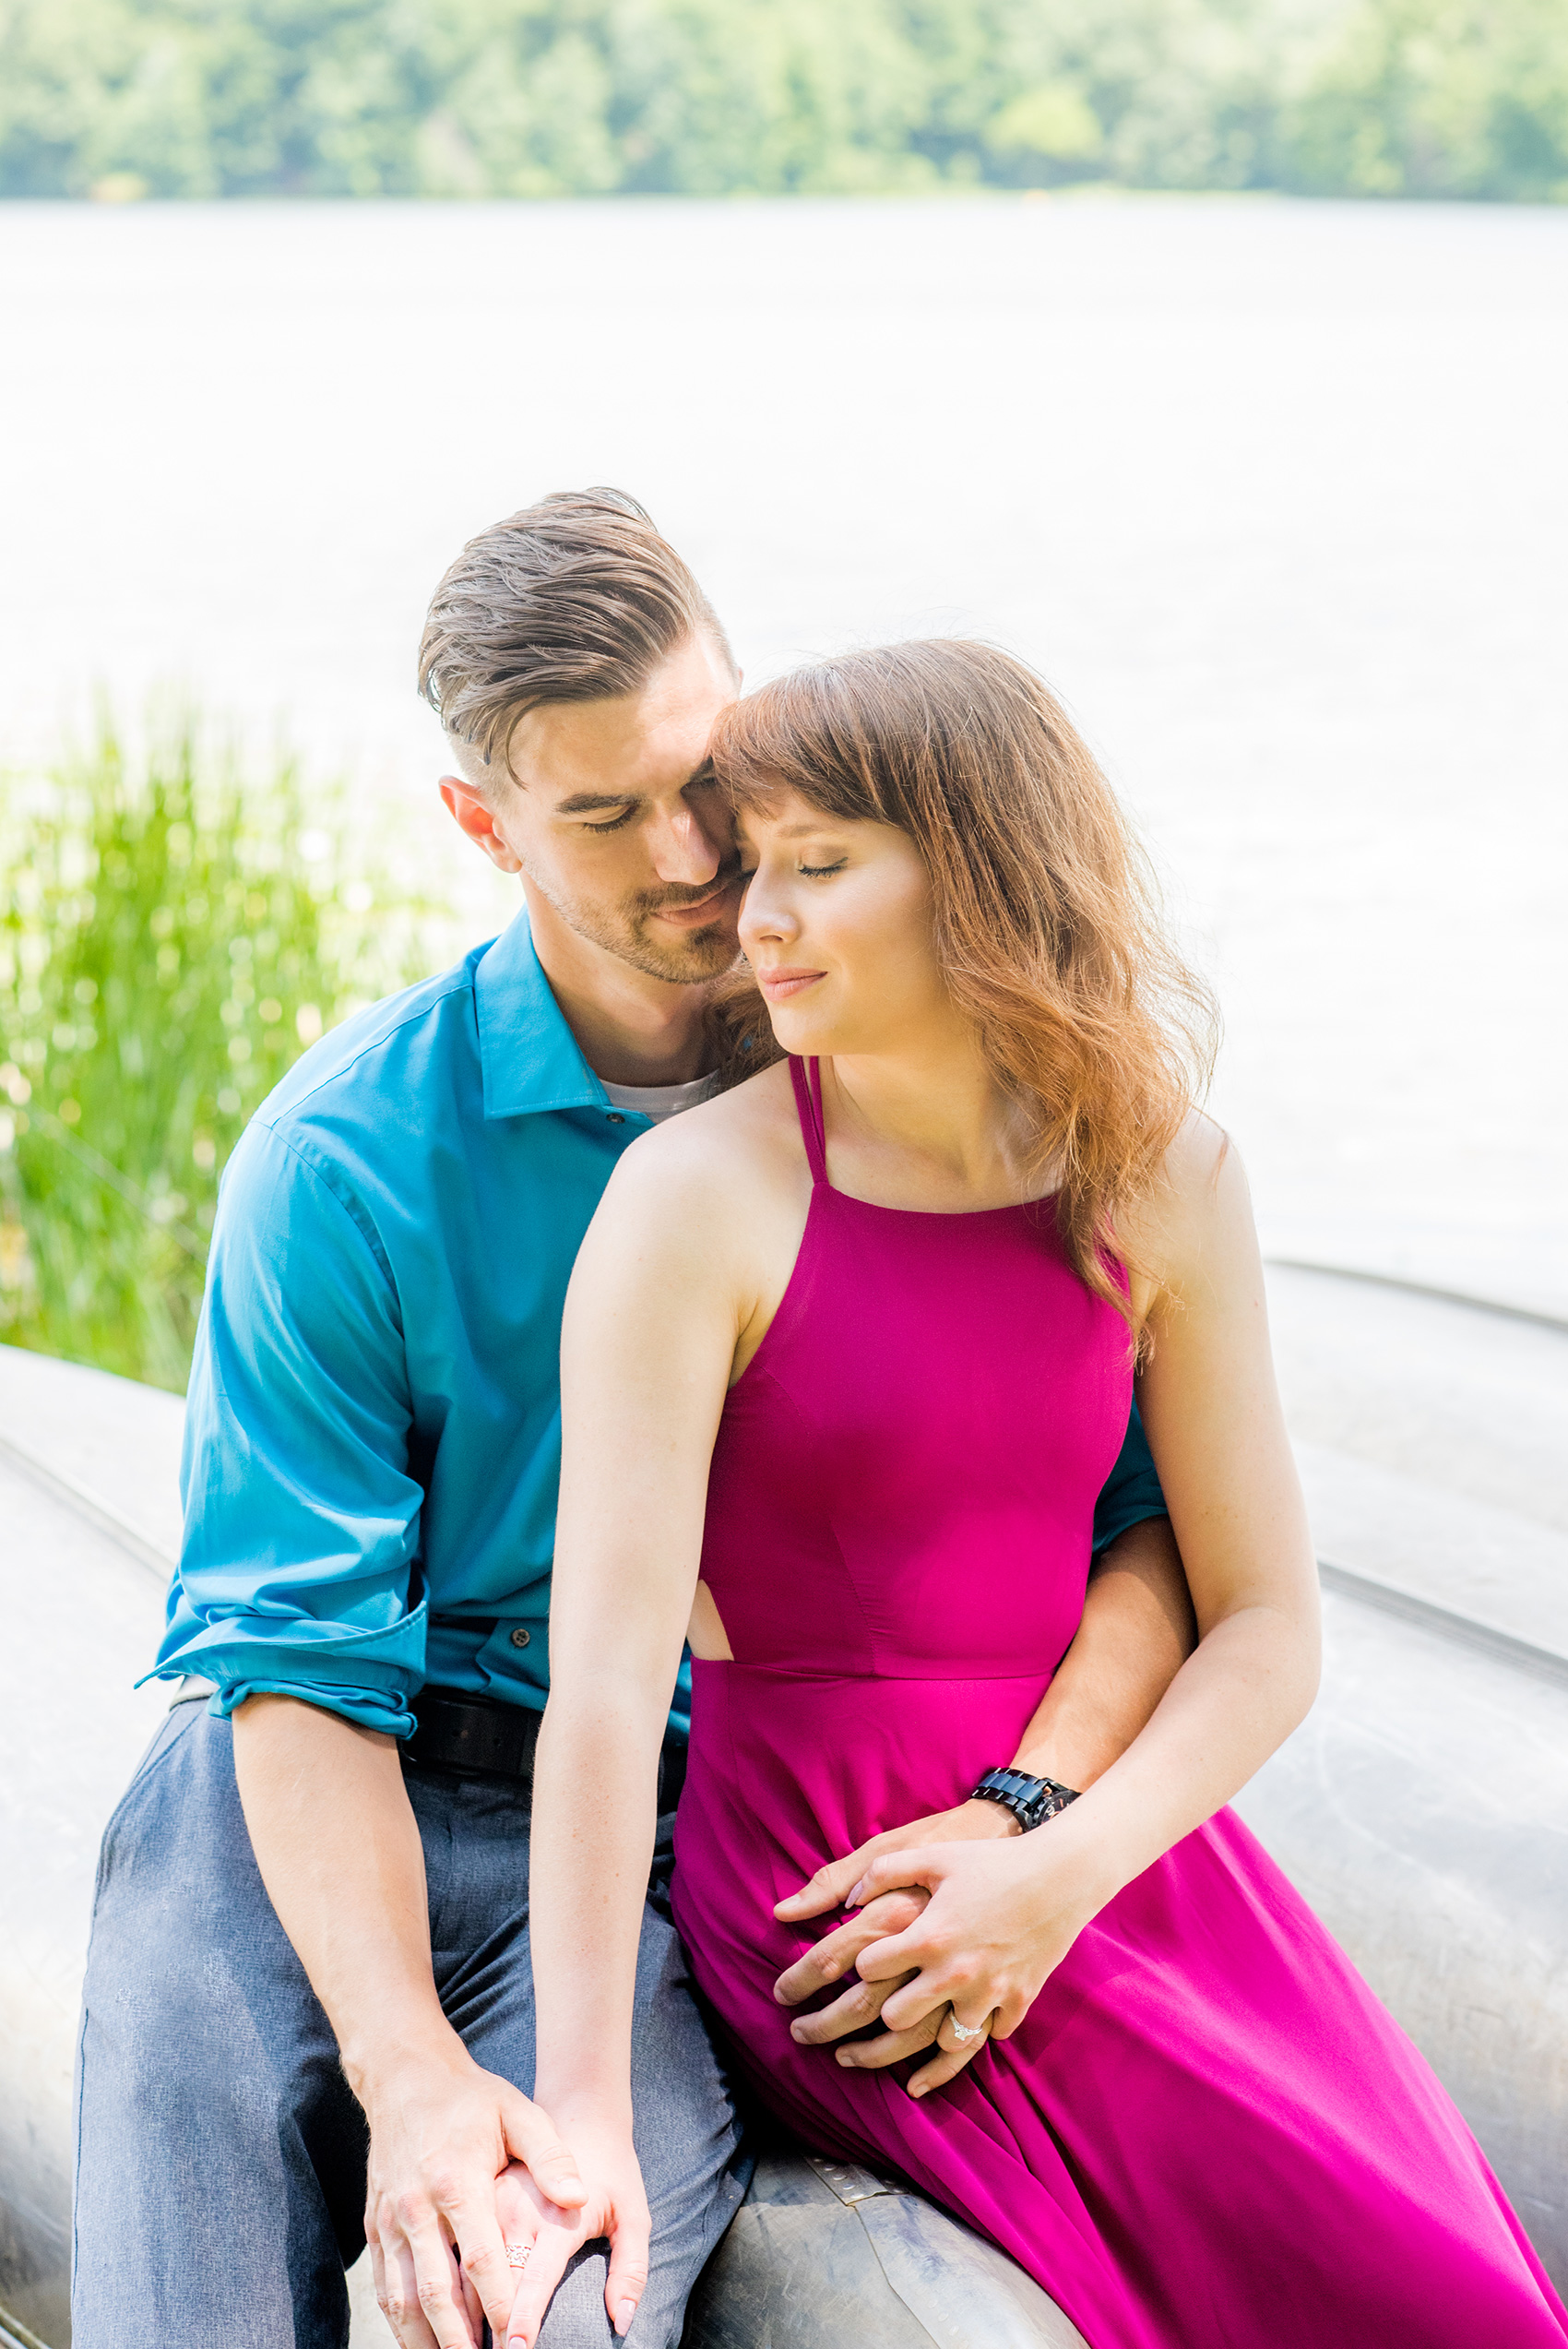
[74,492,1565,2349]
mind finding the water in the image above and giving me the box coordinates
[2,195,1564,1315]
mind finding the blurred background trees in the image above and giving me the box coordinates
[1,0,1563,206]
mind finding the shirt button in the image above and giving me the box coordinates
[509,1627,531,1650]
[606,1112,625,1125]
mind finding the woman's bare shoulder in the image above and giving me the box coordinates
[594,1060,807,1232]
[1162,1106,1237,1201]
[1120,1108,1257,1303]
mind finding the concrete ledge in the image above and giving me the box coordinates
[0,1346,181,1578]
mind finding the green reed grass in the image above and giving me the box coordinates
[0,718,434,1390]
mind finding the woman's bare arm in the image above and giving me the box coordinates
[509,1127,753,2346]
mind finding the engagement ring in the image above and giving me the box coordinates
[948,2018,984,2044]
[505,2243,532,2270]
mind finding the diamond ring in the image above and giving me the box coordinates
[948,2017,985,2044]
[505,2243,532,2270]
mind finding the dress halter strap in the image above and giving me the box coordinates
[789,1055,830,1187]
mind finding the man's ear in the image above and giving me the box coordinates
[439,774,525,875]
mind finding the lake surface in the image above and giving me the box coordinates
[2,195,1564,1315]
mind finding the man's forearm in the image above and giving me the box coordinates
[233,1694,588,2343]
[231,1693,455,2090]
[1012,1515,1197,1793]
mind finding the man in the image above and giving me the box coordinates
[72,491,1194,2349]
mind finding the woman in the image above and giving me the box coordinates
[515,642,1566,2349]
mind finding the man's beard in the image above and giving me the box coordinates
[531,862,744,986]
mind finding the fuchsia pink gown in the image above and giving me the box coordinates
[671,1057,1566,2348]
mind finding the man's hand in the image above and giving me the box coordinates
[772,1800,1016,2054]
[498,2113,651,2348]
[362,2041,587,2349]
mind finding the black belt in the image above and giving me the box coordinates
[404,1687,542,1781]
[404,1685,689,1815]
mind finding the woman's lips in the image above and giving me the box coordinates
[757,967,825,1000]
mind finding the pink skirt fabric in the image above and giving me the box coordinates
[673,1661,1567,2349]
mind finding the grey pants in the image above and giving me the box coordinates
[72,1702,748,2349]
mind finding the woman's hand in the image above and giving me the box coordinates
[776,1798,1018,1931]
[825,1830,1101,2097]
[497,2112,650,2348]
[771,1801,1016,2053]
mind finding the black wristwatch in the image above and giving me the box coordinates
[969,1765,1081,1832]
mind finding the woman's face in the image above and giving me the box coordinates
[736,789,952,1059]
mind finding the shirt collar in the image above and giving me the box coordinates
[473,913,611,1121]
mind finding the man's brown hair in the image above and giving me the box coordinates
[418,487,735,778]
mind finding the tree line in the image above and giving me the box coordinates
[1,0,1564,205]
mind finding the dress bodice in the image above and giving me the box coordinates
[697,1057,1133,1679]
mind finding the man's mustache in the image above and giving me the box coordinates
[636,858,745,916]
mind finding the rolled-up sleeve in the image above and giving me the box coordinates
[146,1118,427,1735]
[1091,1395,1169,1556]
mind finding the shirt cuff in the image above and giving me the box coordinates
[138,1600,428,1738]
[1090,1495,1170,1556]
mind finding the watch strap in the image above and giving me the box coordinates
[970,1764,1081,1832]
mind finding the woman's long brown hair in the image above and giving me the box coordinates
[705,639,1219,1347]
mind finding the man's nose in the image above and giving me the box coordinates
[647,797,726,885]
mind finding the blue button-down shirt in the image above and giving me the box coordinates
[151,913,1168,1739]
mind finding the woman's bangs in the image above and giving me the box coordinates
[711,671,886,829]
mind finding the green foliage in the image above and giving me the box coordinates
[0,0,1563,203]
[1279,0,1568,197]
[988,85,1106,169]
[0,720,430,1389]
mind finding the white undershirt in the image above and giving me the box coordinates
[600,1070,722,1126]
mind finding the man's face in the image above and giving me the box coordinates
[441,635,743,985]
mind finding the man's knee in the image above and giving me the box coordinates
[82,1861,318,2158]
[84,1707,325,2093]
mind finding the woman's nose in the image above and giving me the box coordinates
[739,875,796,950]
